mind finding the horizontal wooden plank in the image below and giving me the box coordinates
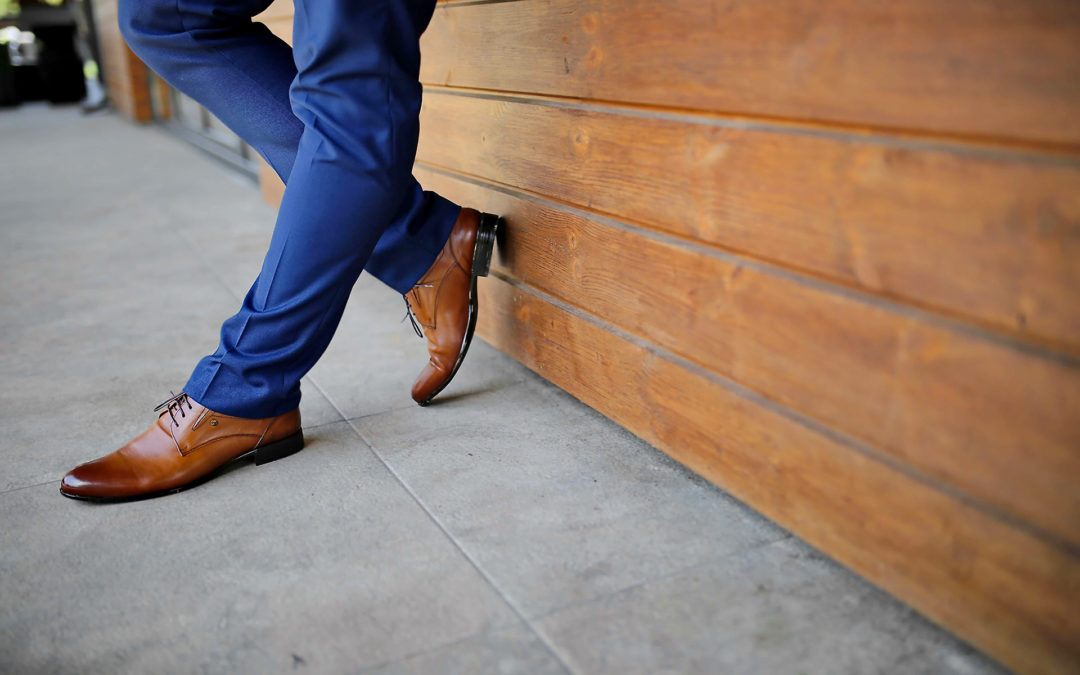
[416,165,1080,550]
[416,91,1080,353]
[420,0,1080,147]
[476,274,1080,675]
[258,160,285,206]
[252,0,293,22]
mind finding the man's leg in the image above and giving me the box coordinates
[119,0,492,406]
[182,0,457,417]
[60,0,499,501]
[117,0,459,295]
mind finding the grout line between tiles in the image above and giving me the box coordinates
[308,376,579,675]
[0,479,61,498]
[300,418,356,432]
[341,401,429,424]
[525,534,794,626]
[354,620,542,674]
[170,196,575,674]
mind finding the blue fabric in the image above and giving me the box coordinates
[119,0,459,418]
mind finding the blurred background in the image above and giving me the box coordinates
[1,2,1078,674]
[1,0,102,110]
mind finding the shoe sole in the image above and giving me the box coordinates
[417,212,501,407]
[58,430,305,503]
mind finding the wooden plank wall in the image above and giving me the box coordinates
[91,0,152,122]
[256,2,1080,673]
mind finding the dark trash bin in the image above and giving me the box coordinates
[0,46,17,107]
[32,24,85,104]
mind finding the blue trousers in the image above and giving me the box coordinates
[119,0,460,418]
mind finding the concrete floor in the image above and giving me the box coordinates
[0,104,1008,674]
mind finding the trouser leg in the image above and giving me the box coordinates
[153,0,447,417]
[119,0,458,295]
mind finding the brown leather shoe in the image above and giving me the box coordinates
[60,392,303,501]
[405,207,500,406]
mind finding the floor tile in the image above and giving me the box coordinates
[306,275,529,420]
[360,622,566,675]
[535,538,1006,675]
[354,377,788,618]
[0,422,517,673]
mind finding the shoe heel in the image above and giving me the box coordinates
[472,213,501,278]
[254,430,304,466]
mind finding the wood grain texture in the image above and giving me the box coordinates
[475,274,1080,675]
[416,91,1080,354]
[420,0,1080,147]
[93,0,153,122]
[417,165,1080,550]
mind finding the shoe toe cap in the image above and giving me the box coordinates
[61,454,140,499]
[412,360,453,404]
